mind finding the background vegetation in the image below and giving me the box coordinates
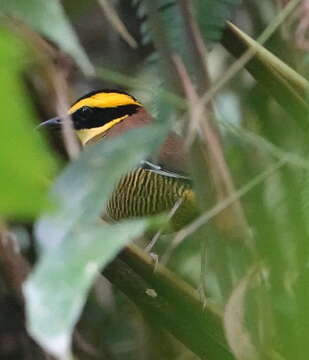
[1,0,309,359]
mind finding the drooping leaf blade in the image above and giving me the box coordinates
[24,220,147,360]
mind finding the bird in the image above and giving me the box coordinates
[39,89,196,229]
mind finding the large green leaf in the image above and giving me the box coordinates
[0,28,57,219]
[0,0,93,75]
[24,122,169,359]
[24,220,147,360]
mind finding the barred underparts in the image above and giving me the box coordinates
[106,168,194,223]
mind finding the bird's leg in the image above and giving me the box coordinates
[144,231,162,273]
[144,230,162,252]
[144,198,185,273]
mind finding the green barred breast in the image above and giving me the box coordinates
[106,168,195,226]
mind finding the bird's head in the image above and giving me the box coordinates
[39,89,151,145]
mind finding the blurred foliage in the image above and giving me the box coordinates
[0,0,94,74]
[1,0,309,360]
[134,0,241,50]
[0,27,57,219]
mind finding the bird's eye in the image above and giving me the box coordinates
[81,106,92,113]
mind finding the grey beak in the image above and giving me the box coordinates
[36,116,62,130]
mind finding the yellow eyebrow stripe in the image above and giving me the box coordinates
[69,92,141,114]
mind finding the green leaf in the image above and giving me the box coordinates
[0,0,94,75]
[24,220,147,360]
[0,28,57,219]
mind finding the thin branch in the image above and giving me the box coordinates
[145,198,184,252]
[52,69,81,160]
[173,54,250,239]
[178,0,212,94]
[97,0,137,48]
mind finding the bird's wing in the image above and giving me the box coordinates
[140,160,190,181]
